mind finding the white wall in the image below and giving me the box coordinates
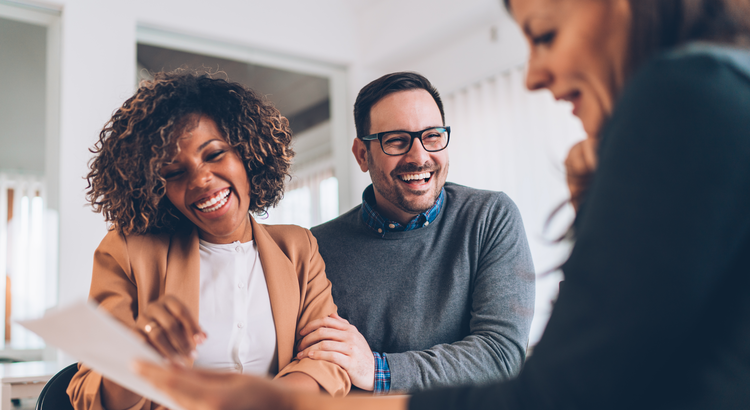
[0,17,46,176]
[55,1,137,308]
[353,0,527,94]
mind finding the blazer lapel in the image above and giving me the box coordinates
[251,217,300,372]
[164,227,201,320]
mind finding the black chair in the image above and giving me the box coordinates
[35,362,78,410]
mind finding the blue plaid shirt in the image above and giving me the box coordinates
[360,185,445,237]
[373,352,391,394]
[361,185,445,393]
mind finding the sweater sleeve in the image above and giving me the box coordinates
[411,51,750,409]
[387,193,536,392]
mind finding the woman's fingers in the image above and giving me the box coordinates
[142,319,184,363]
[134,361,294,410]
[565,138,599,211]
[581,137,598,170]
[163,296,205,344]
[141,295,205,362]
[149,307,194,360]
[134,362,213,410]
[160,297,204,355]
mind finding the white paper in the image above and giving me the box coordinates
[19,300,185,410]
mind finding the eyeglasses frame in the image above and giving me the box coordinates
[359,126,451,156]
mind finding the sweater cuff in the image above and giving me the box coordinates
[373,352,391,394]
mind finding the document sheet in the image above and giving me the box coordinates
[19,300,185,410]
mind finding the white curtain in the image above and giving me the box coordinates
[0,173,56,349]
[443,66,586,345]
[262,167,339,229]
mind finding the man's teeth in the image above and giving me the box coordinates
[196,189,230,212]
[400,172,431,182]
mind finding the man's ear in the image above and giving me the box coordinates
[352,138,369,172]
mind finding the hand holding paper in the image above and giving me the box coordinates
[19,300,186,410]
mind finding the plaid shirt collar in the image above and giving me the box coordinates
[360,184,445,236]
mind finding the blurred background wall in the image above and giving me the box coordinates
[0,0,584,360]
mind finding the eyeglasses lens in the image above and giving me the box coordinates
[381,128,448,155]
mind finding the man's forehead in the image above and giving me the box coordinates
[369,89,442,133]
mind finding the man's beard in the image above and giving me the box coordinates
[367,151,446,215]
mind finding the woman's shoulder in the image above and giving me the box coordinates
[661,42,750,80]
[613,42,750,127]
[260,223,310,238]
[254,222,320,269]
[601,42,750,177]
[97,227,179,255]
[630,43,750,93]
[257,223,315,251]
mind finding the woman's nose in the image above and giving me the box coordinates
[525,55,552,91]
[188,164,212,189]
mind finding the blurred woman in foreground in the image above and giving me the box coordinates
[136,1,750,409]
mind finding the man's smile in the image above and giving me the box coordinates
[395,170,436,191]
[399,172,432,182]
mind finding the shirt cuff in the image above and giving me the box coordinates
[373,352,391,394]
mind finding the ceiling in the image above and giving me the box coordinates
[137,43,330,132]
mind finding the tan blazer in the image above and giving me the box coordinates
[67,218,350,410]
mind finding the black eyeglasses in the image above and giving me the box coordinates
[359,126,451,156]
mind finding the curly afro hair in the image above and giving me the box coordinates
[86,69,294,236]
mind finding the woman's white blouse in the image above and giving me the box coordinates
[193,239,277,375]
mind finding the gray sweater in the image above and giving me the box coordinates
[311,182,535,392]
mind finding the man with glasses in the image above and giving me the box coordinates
[296,72,535,394]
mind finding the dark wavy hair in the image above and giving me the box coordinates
[86,69,294,236]
[354,72,445,141]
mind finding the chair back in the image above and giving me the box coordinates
[35,362,78,410]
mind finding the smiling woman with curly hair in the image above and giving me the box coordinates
[86,71,292,235]
[67,70,350,410]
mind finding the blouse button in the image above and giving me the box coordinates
[237,282,244,289]
[237,322,244,328]
[235,246,242,253]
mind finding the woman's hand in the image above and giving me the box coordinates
[101,296,204,409]
[297,313,375,391]
[565,138,598,212]
[138,295,206,365]
[135,361,410,410]
[134,362,294,410]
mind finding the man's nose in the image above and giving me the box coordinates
[403,136,431,163]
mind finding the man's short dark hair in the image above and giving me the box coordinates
[353,72,445,141]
